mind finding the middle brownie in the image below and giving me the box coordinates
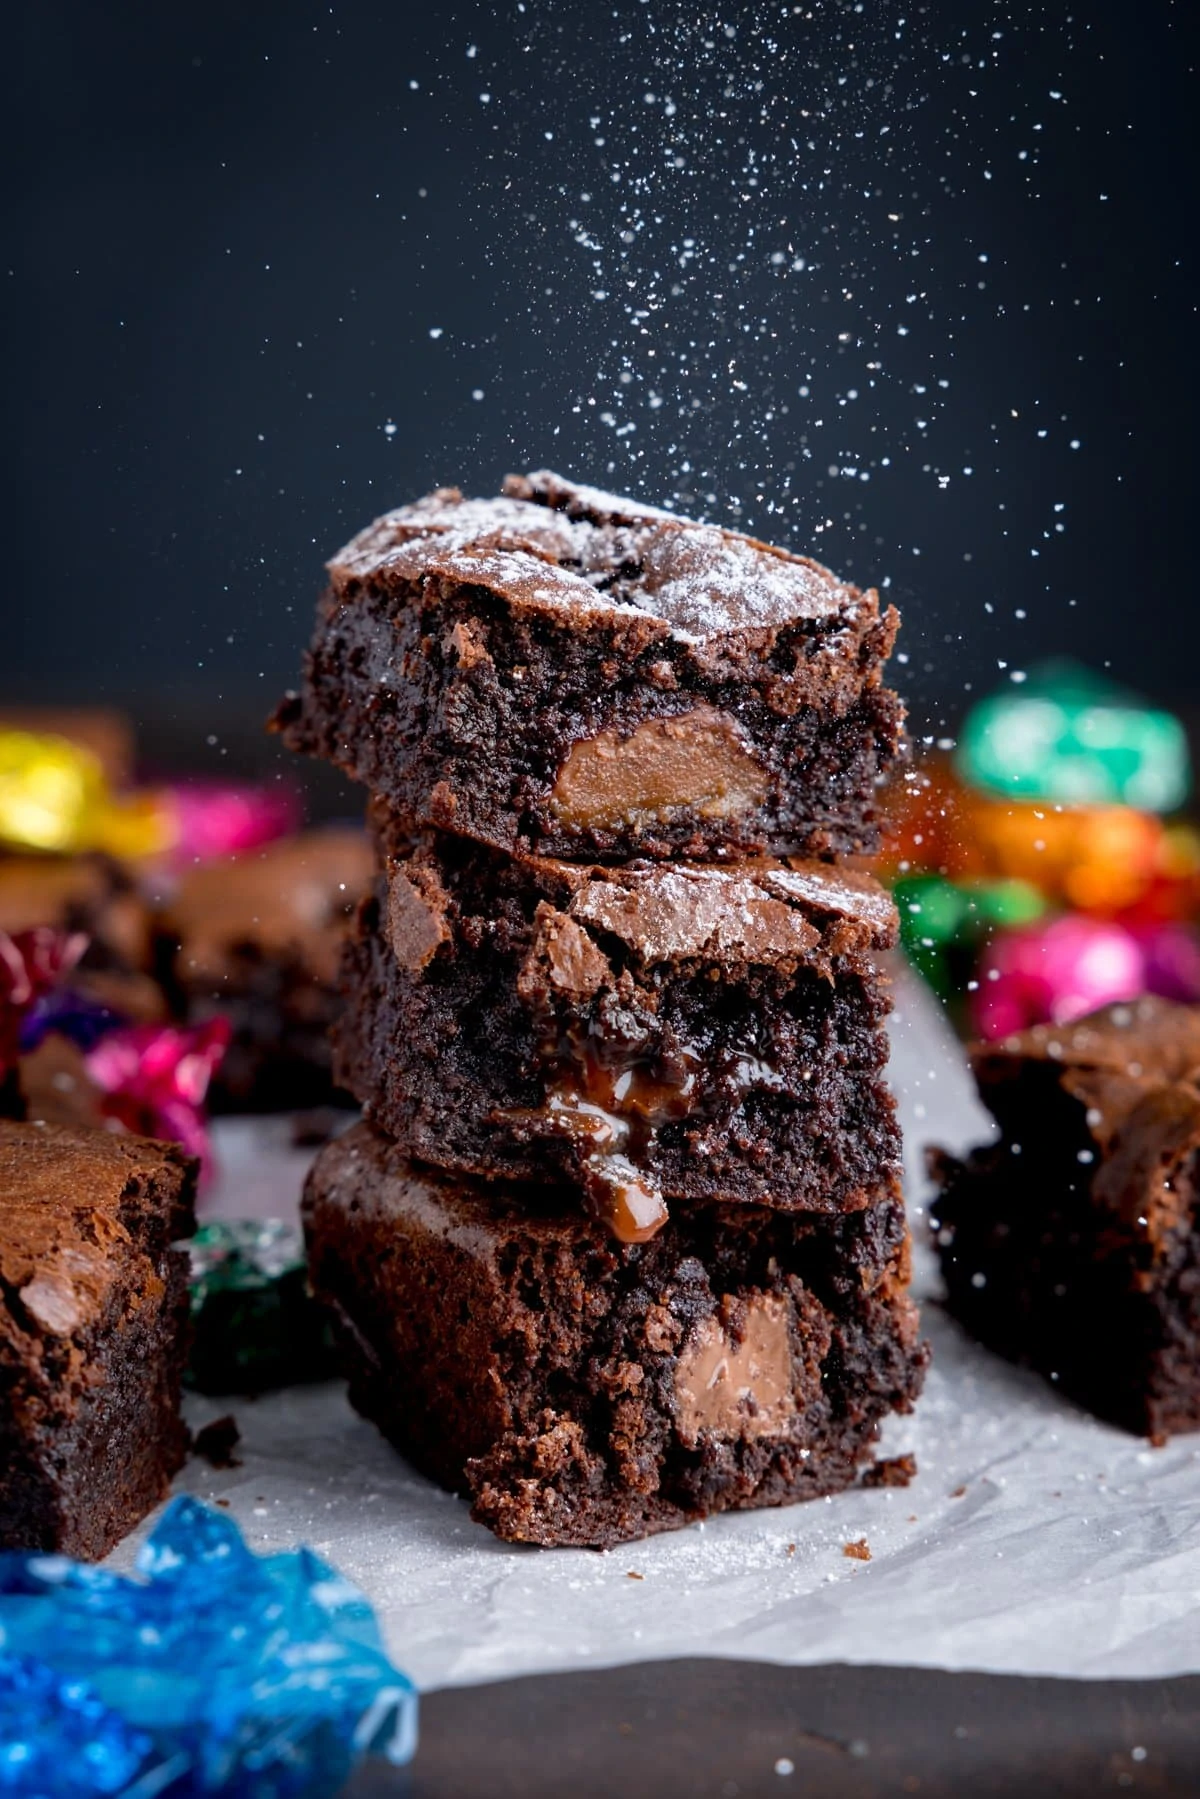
[335,829,900,1239]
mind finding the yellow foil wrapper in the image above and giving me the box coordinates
[0,731,108,852]
[0,730,178,860]
[92,790,178,861]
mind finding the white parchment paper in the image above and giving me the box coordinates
[110,972,1200,1689]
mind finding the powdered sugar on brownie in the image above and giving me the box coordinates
[328,471,869,643]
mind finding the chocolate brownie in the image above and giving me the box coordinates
[303,1121,927,1548]
[929,997,1200,1438]
[157,829,373,1112]
[0,1120,197,1557]
[273,471,903,863]
[335,830,901,1238]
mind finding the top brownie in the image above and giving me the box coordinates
[273,471,903,862]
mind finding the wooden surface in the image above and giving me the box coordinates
[346,1658,1200,1797]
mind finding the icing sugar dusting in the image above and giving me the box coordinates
[329,494,589,581]
[485,3,944,535]
[448,1,1113,721]
[330,476,864,639]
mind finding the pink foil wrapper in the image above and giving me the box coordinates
[85,1016,231,1179]
[165,781,302,867]
[972,914,1147,1040]
[1133,920,1200,1005]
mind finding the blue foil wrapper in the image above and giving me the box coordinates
[0,1498,417,1795]
[17,987,127,1056]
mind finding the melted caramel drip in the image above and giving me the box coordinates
[524,1037,781,1244]
[590,1159,670,1244]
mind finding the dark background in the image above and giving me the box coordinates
[5,0,1197,780]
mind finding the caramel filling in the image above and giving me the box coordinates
[505,1039,782,1244]
[537,1077,686,1244]
[675,1294,796,1445]
[548,706,770,831]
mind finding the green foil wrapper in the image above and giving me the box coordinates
[895,873,1046,1002]
[956,661,1189,812]
[186,1218,335,1395]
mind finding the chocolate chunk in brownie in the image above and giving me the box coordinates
[0,1120,197,1557]
[272,471,904,863]
[303,1121,927,1548]
[929,996,1200,1439]
[335,829,901,1239]
[156,829,373,1112]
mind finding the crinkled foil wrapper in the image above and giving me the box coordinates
[110,970,1200,1689]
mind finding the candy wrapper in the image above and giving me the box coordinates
[888,774,1182,916]
[187,1219,336,1394]
[83,1018,231,1179]
[0,728,301,867]
[1134,918,1200,1004]
[0,731,111,854]
[958,660,1190,812]
[894,874,1046,1008]
[887,664,1198,1037]
[18,984,131,1056]
[0,928,87,1118]
[879,756,966,879]
[162,779,302,867]
[956,791,1180,915]
[972,914,1147,1040]
[0,730,174,859]
[0,1496,417,1796]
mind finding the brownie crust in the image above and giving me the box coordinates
[273,472,903,864]
[334,831,901,1237]
[303,1122,927,1548]
[0,1121,197,1557]
[930,997,1200,1439]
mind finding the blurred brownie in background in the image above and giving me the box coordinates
[930,996,1200,1439]
[157,828,373,1112]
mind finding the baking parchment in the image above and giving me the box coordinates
[109,971,1200,1688]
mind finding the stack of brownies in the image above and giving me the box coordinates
[277,471,928,1546]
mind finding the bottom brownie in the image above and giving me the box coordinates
[0,1121,197,1557]
[303,1122,927,1548]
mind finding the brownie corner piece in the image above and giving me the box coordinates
[930,996,1200,1438]
[0,1120,198,1557]
[275,471,903,861]
[302,1122,927,1548]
